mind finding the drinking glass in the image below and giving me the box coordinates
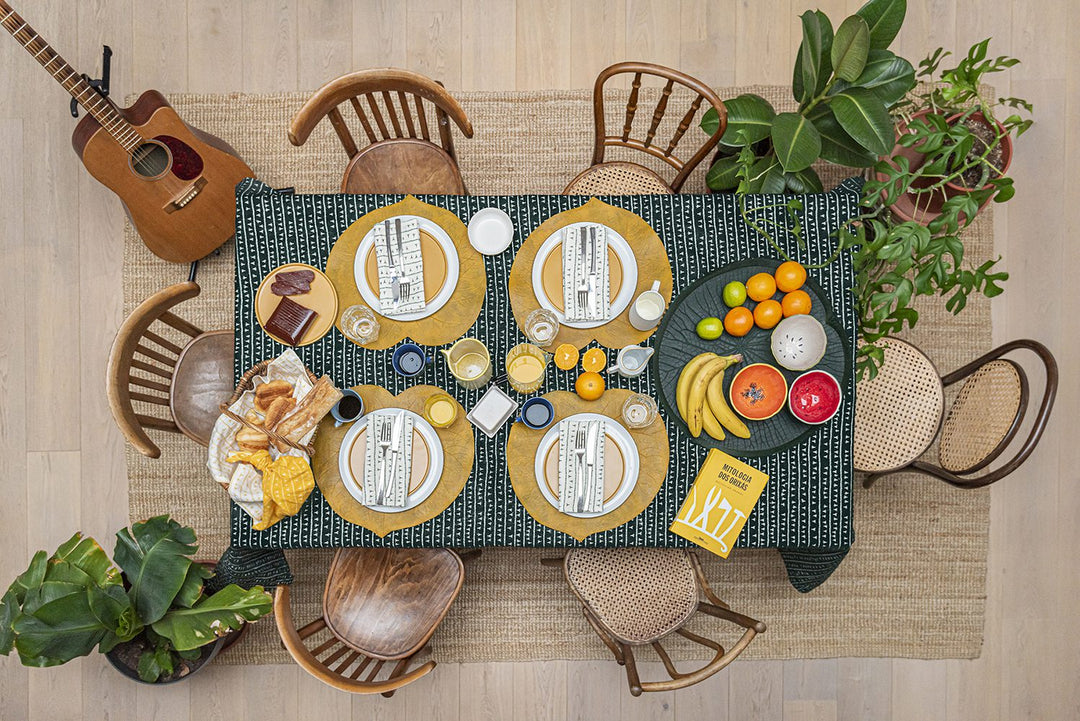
[340,305,380,345]
[621,394,658,429]
[524,308,560,347]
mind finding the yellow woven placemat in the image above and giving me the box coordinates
[124,85,990,662]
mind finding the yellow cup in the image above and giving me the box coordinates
[424,393,458,428]
[440,338,492,390]
[505,343,551,394]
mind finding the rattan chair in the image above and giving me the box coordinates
[275,548,464,696]
[560,548,765,696]
[564,62,727,195]
[855,338,1057,488]
[107,281,234,458]
[288,68,473,195]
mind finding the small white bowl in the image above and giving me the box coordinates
[468,207,514,255]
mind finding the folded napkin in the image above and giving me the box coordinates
[557,418,606,513]
[227,450,315,530]
[562,224,610,323]
[363,412,414,508]
[372,218,426,315]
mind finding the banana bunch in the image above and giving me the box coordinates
[675,353,750,440]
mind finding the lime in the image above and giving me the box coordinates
[723,281,747,308]
[696,317,724,340]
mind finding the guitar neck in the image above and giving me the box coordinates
[0,1,141,152]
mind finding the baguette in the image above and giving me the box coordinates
[273,376,343,452]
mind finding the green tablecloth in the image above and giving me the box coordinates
[220,178,861,593]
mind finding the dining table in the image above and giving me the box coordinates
[214,177,863,593]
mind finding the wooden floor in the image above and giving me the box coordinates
[1,0,1076,718]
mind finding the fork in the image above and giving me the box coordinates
[573,427,587,512]
[575,229,589,316]
[383,221,400,310]
[375,421,392,505]
[395,218,411,305]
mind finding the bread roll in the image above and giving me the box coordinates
[254,379,294,412]
[263,396,296,431]
[236,427,269,452]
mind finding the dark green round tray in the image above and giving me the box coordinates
[650,258,852,457]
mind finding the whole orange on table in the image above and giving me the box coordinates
[774,260,807,293]
[781,289,812,316]
[753,299,783,329]
[746,272,777,302]
[575,371,605,401]
[723,306,754,337]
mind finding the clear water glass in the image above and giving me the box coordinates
[340,305,380,345]
[525,308,560,347]
[621,394,658,429]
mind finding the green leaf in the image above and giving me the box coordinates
[785,167,825,194]
[175,564,213,609]
[855,0,907,49]
[12,587,111,666]
[719,94,776,147]
[137,640,175,683]
[771,112,821,172]
[700,107,721,136]
[113,516,198,625]
[808,107,879,167]
[829,88,893,155]
[831,16,871,82]
[151,585,272,652]
[795,11,834,104]
[831,49,915,107]
[53,534,120,589]
[705,155,742,191]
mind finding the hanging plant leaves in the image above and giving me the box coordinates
[794,10,834,105]
[771,112,822,173]
[855,0,907,50]
[829,88,893,155]
[831,16,871,82]
[830,49,916,107]
[717,94,776,147]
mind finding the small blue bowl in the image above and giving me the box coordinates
[392,343,428,377]
[518,397,555,430]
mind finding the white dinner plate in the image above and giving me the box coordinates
[353,214,460,321]
[534,412,640,518]
[531,222,638,329]
[338,408,445,513]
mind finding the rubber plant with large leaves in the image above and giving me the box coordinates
[703,0,915,193]
[0,515,272,682]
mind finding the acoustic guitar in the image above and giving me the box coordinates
[0,1,255,263]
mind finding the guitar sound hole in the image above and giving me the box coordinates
[130,141,171,179]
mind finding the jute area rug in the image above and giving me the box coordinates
[124,85,990,662]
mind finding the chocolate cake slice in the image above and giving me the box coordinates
[265,296,318,345]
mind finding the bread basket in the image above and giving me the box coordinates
[219,359,320,456]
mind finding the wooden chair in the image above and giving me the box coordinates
[275,548,464,696]
[855,338,1058,488]
[107,281,233,458]
[564,62,728,195]
[560,548,765,696]
[288,68,474,195]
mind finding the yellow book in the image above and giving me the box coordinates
[669,449,769,558]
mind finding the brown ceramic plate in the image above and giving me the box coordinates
[254,263,338,346]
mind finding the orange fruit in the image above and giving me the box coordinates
[753,299,783,329]
[774,261,807,293]
[554,343,579,370]
[581,348,607,372]
[781,289,812,316]
[723,306,754,337]
[746,272,777,302]
[575,371,605,401]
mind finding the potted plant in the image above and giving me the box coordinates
[0,515,272,684]
[702,0,916,193]
[878,40,1032,222]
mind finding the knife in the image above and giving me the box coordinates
[380,410,406,505]
[584,420,600,512]
[587,225,598,316]
[384,220,400,309]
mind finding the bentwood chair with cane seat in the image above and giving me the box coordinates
[563,62,728,195]
[107,281,234,458]
[275,548,464,696]
[854,338,1058,488]
[560,548,765,696]
[288,68,474,195]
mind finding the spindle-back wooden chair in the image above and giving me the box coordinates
[288,68,474,195]
[106,281,233,458]
[561,548,765,696]
[275,548,464,696]
[564,62,728,194]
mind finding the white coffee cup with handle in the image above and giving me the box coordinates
[628,280,665,331]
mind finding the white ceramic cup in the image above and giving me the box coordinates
[628,280,665,331]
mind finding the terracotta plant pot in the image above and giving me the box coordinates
[875,109,948,224]
[942,110,1012,195]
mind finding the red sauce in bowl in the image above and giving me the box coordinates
[789,370,841,425]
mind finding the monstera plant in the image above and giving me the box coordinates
[703,0,916,193]
[0,515,272,683]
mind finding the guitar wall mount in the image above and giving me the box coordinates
[70,45,112,118]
